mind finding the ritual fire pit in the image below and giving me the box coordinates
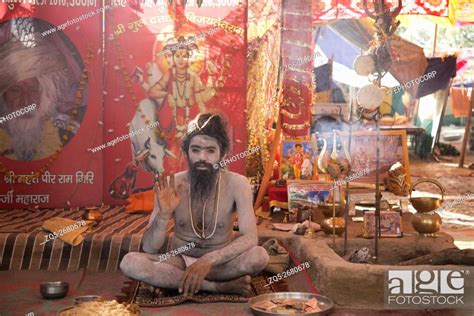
[258,214,472,309]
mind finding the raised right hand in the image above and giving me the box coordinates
[155,173,182,216]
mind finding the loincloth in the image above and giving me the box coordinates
[180,254,198,267]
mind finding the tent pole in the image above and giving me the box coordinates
[459,88,474,167]
[432,23,438,56]
[432,80,453,156]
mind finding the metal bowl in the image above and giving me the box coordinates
[248,292,333,316]
[409,197,442,213]
[73,295,101,305]
[318,203,343,218]
[40,281,69,299]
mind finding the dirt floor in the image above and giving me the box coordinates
[0,270,471,316]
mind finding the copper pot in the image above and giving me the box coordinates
[409,179,444,236]
[83,209,103,225]
[321,217,345,236]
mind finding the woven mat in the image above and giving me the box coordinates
[121,274,280,307]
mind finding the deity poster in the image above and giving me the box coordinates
[103,0,247,205]
[0,2,103,208]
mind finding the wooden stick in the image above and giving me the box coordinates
[459,88,474,167]
[253,114,282,211]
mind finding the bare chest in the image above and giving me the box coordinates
[174,188,236,241]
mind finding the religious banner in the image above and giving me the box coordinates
[103,0,246,205]
[281,0,312,137]
[0,1,103,208]
[311,0,449,24]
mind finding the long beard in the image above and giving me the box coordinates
[1,69,69,161]
[6,116,44,161]
[189,161,219,201]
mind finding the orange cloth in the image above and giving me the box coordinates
[451,87,471,118]
[125,190,155,213]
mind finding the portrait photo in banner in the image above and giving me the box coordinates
[104,0,246,205]
[0,2,103,209]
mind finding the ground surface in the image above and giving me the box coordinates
[0,270,471,315]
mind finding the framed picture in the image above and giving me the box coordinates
[363,210,403,237]
[280,141,316,180]
[320,130,410,185]
[287,181,337,221]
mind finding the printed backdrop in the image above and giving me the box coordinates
[0,1,103,209]
[103,0,246,205]
[0,0,247,208]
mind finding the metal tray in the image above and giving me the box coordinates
[73,295,101,305]
[57,304,141,315]
[248,292,333,316]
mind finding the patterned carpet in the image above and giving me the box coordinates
[0,206,170,272]
[126,275,278,307]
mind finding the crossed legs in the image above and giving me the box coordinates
[120,245,269,296]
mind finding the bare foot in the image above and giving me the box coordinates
[216,275,252,296]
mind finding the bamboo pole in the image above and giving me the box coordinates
[432,80,453,154]
[432,24,438,57]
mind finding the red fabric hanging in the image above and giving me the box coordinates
[311,0,449,24]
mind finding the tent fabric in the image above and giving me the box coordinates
[387,37,429,98]
[311,0,448,24]
[449,0,474,25]
[392,88,405,115]
[326,19,427,95]
[416,56,458,98]
[314,24,405,88]
[314,62,332,92]
[451,87,471,118]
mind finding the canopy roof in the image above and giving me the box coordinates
[315,19,427,96]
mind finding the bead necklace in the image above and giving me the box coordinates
[171,68,191,136]
[188,170,221,240]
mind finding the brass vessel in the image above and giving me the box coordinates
[318,203,344,218]
[318,202,345,236]
[409,179,444,237]
[321,217,345,236]
[83,208,103,226]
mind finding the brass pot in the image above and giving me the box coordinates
[412,212,442,237]
[409,179,444,236]
[410,197,442,213]
[318,203,344,218]
[83,209,103,225]
[321,217,345,236]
